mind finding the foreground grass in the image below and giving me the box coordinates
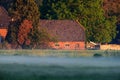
[0,63,120,80]
[0,74,119,80]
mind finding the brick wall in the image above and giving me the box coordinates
[49,41,85,50]
[0,29,7,38]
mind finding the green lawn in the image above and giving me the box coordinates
[0,63,120,80]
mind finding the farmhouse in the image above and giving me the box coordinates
[0,6,9,43]
[40,20,85,50]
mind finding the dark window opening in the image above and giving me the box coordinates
[65,44,70,46]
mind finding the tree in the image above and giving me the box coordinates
[40,0,76,19]
[103,0,120,43]
[75,0,117,43]
[35,0,43,7]
[6,0,40,47]
[0,0,13,10]
[31,29,52,49]
[17,20,32,46]
[6,21,20,44]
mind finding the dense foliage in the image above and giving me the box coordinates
[76,0,117,43]
[40,0,76,19]
[17,20,32,46]
[103,0,120,43]
[5,0,41,48]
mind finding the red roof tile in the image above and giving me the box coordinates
[39,20,85,42]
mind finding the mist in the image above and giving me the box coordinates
[0,55,120,67]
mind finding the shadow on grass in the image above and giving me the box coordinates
[0,71,120,80]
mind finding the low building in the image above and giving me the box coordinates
[86,41,100,50]
[0,6,9,43]
[40,20,85,50]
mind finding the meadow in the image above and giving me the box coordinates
[0,49,120,57]
[0,50,120,80]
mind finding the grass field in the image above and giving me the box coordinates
[0,49,120,57]
[0,50,120,80]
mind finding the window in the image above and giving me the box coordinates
[65,44,70,46]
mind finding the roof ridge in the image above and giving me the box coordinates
[75,20,85,30]
[0,6,8,15]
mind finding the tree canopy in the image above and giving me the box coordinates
[6,0,40,48]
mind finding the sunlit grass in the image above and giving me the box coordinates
[0,49,120,57]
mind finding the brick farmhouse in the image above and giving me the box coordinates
[40,20,85,50]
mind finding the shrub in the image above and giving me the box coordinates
[93,53,102,57]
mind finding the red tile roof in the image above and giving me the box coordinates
[39,20,85,42]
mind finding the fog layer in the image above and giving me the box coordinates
[0,56,120,67]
